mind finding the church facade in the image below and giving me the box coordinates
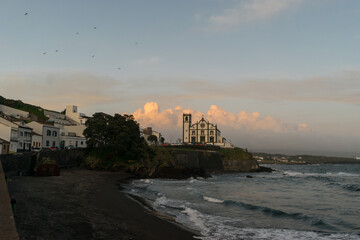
[182,113,226,145]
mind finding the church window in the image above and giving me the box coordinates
[185,116,188,121]
[201,130,204,135]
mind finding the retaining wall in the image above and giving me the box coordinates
[0,161,19,239]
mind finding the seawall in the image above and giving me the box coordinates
[0,161,19,239]
[172,149,259,172]
[0,149,86,176]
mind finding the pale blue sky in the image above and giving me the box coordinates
[1,0,360,156]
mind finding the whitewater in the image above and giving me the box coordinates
[124,164,360,240]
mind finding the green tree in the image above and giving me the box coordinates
[160,137,165,144]
[84,112,147,161]
[147,135,158,145]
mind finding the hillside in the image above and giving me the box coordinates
[0,95,48,122]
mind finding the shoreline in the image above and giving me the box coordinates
[7,168,199,240]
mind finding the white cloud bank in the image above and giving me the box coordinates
[132,102,309,133]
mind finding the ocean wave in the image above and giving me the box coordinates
[224,200,335,230]
[344,184,360,192]
[140,179,152,184]
[203,196,224,203]
[283,171,360,178]
[182,207,210,234]
[197,227,360,240]
[153,196,185,211]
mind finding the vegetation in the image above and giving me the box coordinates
[218,147,253,161]
[147,135,158,145]
[83,112,152,169]
[0,95,48,122]
[35,157,57,168]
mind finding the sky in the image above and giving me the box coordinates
[1,0,360,157]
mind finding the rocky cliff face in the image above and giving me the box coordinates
[222,159,259,172]
[129,148,264,179]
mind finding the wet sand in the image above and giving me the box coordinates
[7,169,198,240]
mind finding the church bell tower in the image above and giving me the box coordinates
[183,114,191,143]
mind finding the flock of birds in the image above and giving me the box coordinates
[23,12,138,71]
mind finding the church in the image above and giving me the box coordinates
[182,113,227,146]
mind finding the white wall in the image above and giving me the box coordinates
[0,105,29,118]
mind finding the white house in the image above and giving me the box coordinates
[14,121,32,152]
[44,110,77,126]
[31,132,42,150]
[57,124,87,149]
[0,117,34,152]
[0,104,29,119]
[26,121,60,149]
[0,138,10,155]
[65,105,88,125]
[182,114,233,148]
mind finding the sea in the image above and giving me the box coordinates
[124,164,360,240]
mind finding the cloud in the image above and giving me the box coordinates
[206,0,303,32]
[131,56,161,65]
[0,71,121,111]
[131,102,309,133]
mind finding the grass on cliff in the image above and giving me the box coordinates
[82,146,175,171]
[0,95,48,122]
[218,148,253,161]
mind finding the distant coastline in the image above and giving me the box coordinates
[252,152,360,164]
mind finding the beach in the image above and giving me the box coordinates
[7,169,198,240]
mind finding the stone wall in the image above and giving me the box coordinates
[0,161,19,239]
[172,150,259,172]
[0,149,86,176]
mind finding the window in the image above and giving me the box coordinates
[210,137,214,143]
[201,130,204,135]
[81,141,83,145]
[46,141,49,146]
[4,145,6,150]
[47,130,51,136]
[210,131,214,135]
[52,141,56,147]
[20,131,23,136]
[52,131,57,137]
[185,116,188,121]
[192,131,195,135]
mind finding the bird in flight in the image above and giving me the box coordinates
[117,67,121,70]
[93,27,97,29]
[76,32,79,35]
[92,55,95,58]
[55,50,58,52]
[43,52,46,55]
[24,13,28,16]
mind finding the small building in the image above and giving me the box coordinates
[14,121,33,152]
[0,138,10,155]
[141,127,162,145]
[65,105,88,125]
[31,132,42,150]
[26,121,60,149]
[57,124,87,149]
[0,104,29,119]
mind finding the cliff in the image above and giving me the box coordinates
[129,147,265,179]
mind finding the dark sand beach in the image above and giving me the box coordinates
[7,169,198,240]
